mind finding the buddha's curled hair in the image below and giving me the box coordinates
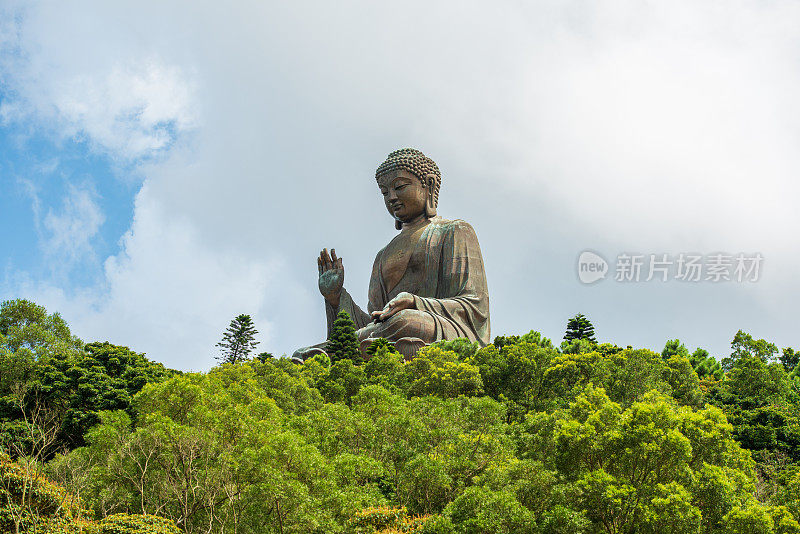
[375,148,441,208]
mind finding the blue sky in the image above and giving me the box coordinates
[0,124,136,288]
[1,1,798,370]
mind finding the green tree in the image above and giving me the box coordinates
[321,358,366,405]
[725,356,791,406]
[445,486,536,533]
[67,370,351,533]
[780,348,799,373]
[492,330,554,352]
[721,503,800,534]
[248,357,323,414]
[430,337,482,359]
[691,347,724,381]
[216,314,259,364]
[363,349,410,395]
[0,303,175,457]
[12,308,797,534]
[790,365,800,392]
[0,299,82,356]
[21,342,172,451]
[327,310,360,363]
[662,339,690,360]
[256,351,274,362]
[777,471,800,525]
[514,385,762,533]
[398,454,452,515]
[406,347,483,399]
[0,299,83,415]
[0,396,64,533]
[663,353,703,406]
[723,330,779,371]
[365,338,396,357]
[560,337,597,355]
[472,341,557,419]
[712,355,800,461]
[564,313,597,344]
[545,347,668,408]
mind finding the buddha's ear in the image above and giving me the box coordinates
[424,173,437,218]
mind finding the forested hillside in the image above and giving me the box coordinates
[2,298,799,533]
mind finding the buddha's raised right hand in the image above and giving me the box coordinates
[318,248,344,308]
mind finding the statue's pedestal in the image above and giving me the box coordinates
[291,337,429,364]
[360,337,428,361]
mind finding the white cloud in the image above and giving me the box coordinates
[41,184,105,268]
[0,1,196,161]
[95,183,275,368]
[517,6,800,251]
[51,61,197,159]
[16,182,277,370]
[2,0,799,367]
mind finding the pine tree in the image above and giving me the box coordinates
[256,352,274,363]
[216,314,259,364]
[326,310,360,363]
[564,313,597,343]
[366,337,397,357]
[662,339,689,360]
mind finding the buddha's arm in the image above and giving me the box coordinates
[325,289,371,337]
[323,251,383,338]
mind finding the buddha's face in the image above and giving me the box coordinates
[377,169,428,223]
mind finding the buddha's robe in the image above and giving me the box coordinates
[326,216,490,347]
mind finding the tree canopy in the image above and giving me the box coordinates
[2,298,800,533]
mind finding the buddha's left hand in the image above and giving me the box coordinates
[372,291,415,321]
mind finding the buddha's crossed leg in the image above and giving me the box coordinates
[357,308,437,346]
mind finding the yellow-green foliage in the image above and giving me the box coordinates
[406,346,483,398]
[98,513,181,534]
[40,517,101,533]
[0,452,178,534]
[0,451,85,532]
[346,506,429,533]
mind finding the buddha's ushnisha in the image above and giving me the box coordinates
[303,148,490,359]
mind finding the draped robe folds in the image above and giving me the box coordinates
[325,216,490,347]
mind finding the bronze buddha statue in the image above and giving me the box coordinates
[297,148,490,360]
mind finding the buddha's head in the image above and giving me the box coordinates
[375,148,441,229]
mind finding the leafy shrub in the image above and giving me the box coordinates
[99,513,181,534]
[347,506,430,533]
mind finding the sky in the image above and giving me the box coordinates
[1,1,798,371]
